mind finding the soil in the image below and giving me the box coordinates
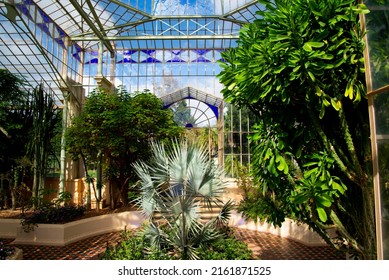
[0,205,138,221]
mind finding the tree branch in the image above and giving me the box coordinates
[307,108,358,184]
[0,126,11,138]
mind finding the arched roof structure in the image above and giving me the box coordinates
[161,86,222,119]
[0,0,262,179]
[0,0,265,103]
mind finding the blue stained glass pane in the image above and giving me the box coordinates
[55,38,65,48]
[208,104,219,119]
[141,57,161,63]
[56,27,66,38]
[16,4,33,20]
[73,53,81,62]
[117,58,137,63]
[23,0,34,5]
[85,58,99,64]
[167,57,186,62]
[194,49,209,55]
[192,57,211,62]
[37,23,50,35]
[38,9,52,23]
[171,50,182,55]
[74,44,82,53]
[124,50,137,55]
[141,50,156,55]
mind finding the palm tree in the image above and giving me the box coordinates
[132,139,233,260]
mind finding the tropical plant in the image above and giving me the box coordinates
[0,70,33,210]
[101,228,175,260]
[218,0,375,259]
[132,139,233,260]
[29,84,61,208]
[197,236,252,260]
[66,88,183,209]
[20,204,86,232]
[101,226,252,260]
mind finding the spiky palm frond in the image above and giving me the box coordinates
[140,222,169,249]
[213,199,235,229]
[132,138,230,259]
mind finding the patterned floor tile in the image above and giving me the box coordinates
[2,228,345,260]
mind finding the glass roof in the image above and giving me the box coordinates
[0,0,264,102]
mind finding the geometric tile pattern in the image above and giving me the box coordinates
[10,232,122,260]
[234,228,346,260]
[5,229,346,260]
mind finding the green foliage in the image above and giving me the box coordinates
[101,229,174,260]
[219,0,368,112]
[198,236,252,260]
[218,0,375,259]
[101,226,252,260]
[66,88,183,207]
[20,205,86,232]
[0,70,32,209]
[1,70,60,210]
[292,152,347,223]
[55,191,73,206]
[29,84,61,207]
[132,139,233,260]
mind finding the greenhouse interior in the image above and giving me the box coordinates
[0,0,388,260]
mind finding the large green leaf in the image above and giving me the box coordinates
[316,207,328,222]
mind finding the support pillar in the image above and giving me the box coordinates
[95,40,114,93]
[218,102,224,168]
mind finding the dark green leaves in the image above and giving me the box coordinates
[291,152,347,223]
[303,41,325,52]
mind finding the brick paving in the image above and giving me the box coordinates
[234,228,345,260]
[7,232,122,260]
[3,228,345,260]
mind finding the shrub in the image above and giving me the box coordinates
[101,227,253,260]
[132,139,233,260]
[0,240,15,260]
[198,236,253,260]
[20,205,86,232]
[100,229,174,260]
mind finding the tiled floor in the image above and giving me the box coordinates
[4,228,345,260]
[234,228,345,260]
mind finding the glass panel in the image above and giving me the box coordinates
[377,139,389,259]
[224,155,239,178]
[242,133,249,154]
[375,92,389,135]
[365,1,389,90]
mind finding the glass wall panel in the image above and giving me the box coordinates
[224,103,257,177]
[377,138,389,259]
[374,91,389,259]
[365,1,389,259]
[365,1,389,90]
[374,92,389,135]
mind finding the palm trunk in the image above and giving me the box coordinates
[11,167,20,210]
[0,177,3,209]
[95,151,102,212]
